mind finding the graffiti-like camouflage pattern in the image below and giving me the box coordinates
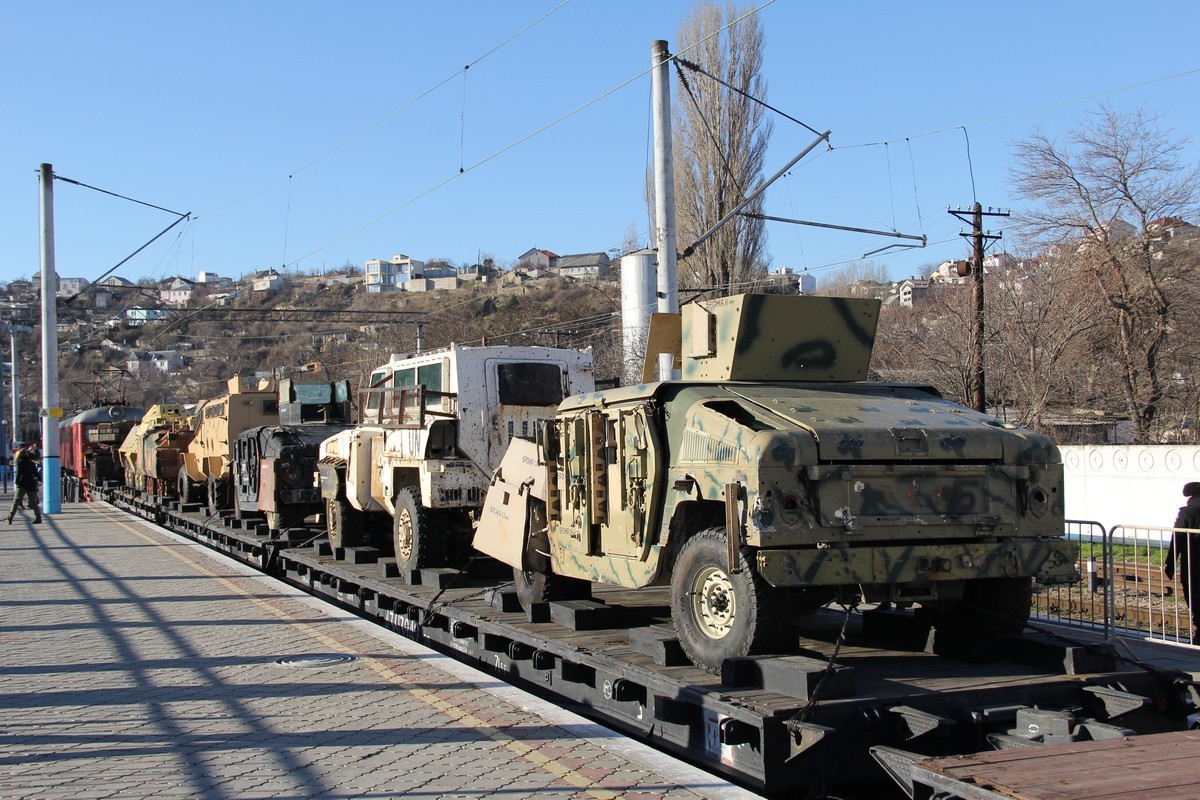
[491,293,1076,598]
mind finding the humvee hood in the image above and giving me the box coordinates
[724,383,1010,462]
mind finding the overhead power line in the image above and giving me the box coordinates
[285,1,777,269]
[167,307,426,324]
[198,0,576,220]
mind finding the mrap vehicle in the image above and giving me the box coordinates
[318,344,594,570]
[179,375,280,513]
[476,293,1078,672]
[232,379,353,532]
[118,403,194,497]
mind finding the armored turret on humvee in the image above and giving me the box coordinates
[475,293,1077,673]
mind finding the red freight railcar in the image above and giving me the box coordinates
[59,404,145,486]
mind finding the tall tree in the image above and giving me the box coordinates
[1010,105,1200,442]
[671,1,772,293]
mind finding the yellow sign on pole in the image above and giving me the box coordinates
[42,407,63,418]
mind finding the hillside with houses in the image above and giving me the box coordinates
[3,216,1199,446]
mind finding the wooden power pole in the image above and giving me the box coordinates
[949,203,1008,414]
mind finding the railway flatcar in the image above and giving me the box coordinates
[60,404,146,487]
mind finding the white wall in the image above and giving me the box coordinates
[1062,445,1200,533]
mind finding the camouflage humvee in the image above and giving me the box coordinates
[475,293,1077,673]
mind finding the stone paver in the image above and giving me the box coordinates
[0,500,760,800]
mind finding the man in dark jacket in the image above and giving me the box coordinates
[1165,481,1200,637]
[7,442,41,525]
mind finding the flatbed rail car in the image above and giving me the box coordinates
[93,482,1196,798]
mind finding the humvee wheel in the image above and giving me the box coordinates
[206,478,229,516]
[178,474,195,504]
[922,577,1033,636]
[392,486,445,575]
[326,497,364,549]
[670,527,784,674]
[512,568,591,611]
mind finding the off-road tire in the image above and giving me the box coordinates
[512,568,591,611]
[670,527,787,674]
[206,477,229,516]
[392,486,446,575]
[178,474,197,504]
[326,497,365,549]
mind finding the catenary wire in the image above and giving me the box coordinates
[283,2,776,269]
[196,0,576,220]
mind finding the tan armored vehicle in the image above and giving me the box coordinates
[476,293,1077,672]
[233,379,354,532]
[318,344,594,570]
[118,403,194,496]
[179,375,279,513]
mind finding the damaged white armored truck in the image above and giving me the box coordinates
[475,293,1078,673]
[318,344,595,572]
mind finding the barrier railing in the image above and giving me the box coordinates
[1033,520,1111,637]
[1105,524,1197,646]
[1036,521,1199,647]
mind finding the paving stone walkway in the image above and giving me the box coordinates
[0,501,761,800]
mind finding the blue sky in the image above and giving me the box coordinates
[3,1,1199,288]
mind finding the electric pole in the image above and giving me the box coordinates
[39,164,63,514]
[948,203,1008,414]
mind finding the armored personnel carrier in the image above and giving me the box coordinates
[318,344,594,569]
[179,375,279,514]
[118,403,194,497]
[475,294,1077,673]
[232,379,353,532]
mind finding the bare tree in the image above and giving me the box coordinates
[873,288,974,404]
[671,1,772,293]
[814,260,891,296]
[984,253,1101,432]
[1010,105,1200,442]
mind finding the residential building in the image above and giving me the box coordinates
[930,260,969,285]
[897,278,930,307]
[251,269,283,293]
[772,267,817,294]
[517,248,559,271]
[365,254,425,293]
[6,280,35,297]
[196,271,235,289]
[125,307,169,327]
[159,277,196,307]
[458,260,498,284]
[58,277,89,298]
[127,350,186,375]
[1149,217,1200,247]
[555,252,610,279]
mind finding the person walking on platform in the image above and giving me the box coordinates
[7,442,41,525]
[1165,481,1200,638]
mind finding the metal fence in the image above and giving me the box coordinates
[1033,520,1199,647]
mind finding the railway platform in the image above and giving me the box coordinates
[0,498,760,800]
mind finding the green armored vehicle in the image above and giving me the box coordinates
[475,293,1077,673]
